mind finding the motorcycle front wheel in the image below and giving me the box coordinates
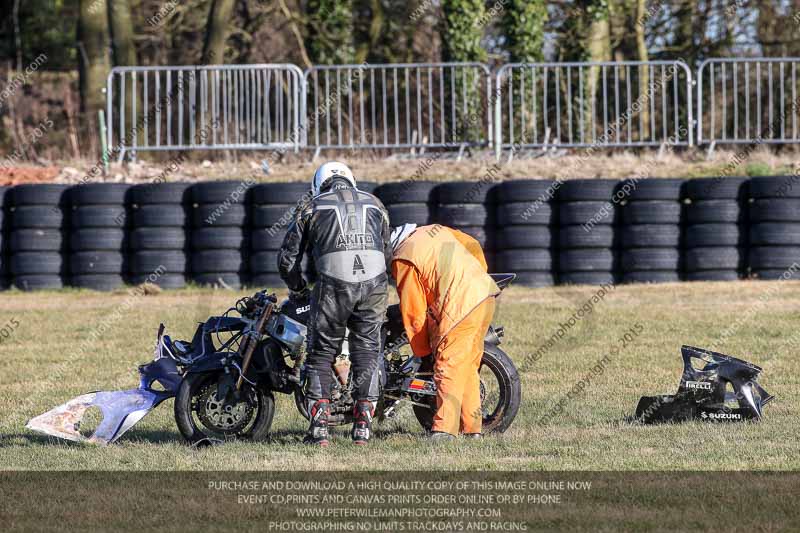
[412,343,521,434]
[174,372,275,444]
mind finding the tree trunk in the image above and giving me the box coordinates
[78,0,111,115]
[674,0,698,64]
[202,0,235,64]
[635,0,649,139]
[108,0,136,66]
[585,5,611,139]
[354,0,384,64]
[13,0,22,70]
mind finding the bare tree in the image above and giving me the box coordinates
[634,0,649,138]
[202,0,236,64]
[108,0,137,66]
[78,0,111,114]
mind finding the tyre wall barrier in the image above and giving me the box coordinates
[130,182,192,289]
[250,182,314,288]
[68,183,131,291]
[747,177,800,280]
[0,187,8,290]
[1,177,799,291]
[190,181,252,289]
[494,180,555,287]
[620,178,684,284]
[557,179,618,286]
[684,177,747,281]
[8,184,69,291]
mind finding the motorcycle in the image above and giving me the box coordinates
[27,274,521,445]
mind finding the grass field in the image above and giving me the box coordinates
[0,280,798,472]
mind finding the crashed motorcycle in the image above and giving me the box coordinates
[27,274,521,445]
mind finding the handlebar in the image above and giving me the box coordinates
[236,291,278,318]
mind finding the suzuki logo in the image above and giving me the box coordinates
[701,411,742,420]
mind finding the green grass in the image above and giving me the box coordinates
[1,281,798,472]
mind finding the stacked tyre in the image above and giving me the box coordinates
[620,179,684,283]
[375,181,437,227]
[249,182,313,288]
[67,184,131,291]
[8,184,69,290]
[357,181,378,195]
[190,181,252,288]
[748,176,800,280]
[684,177,747,281]
[0,187,8,290]
[129,183,191,289]
[493,180,556,287]
[434,182,497,270]
[557,179,619,285]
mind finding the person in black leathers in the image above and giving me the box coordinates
[278,161,391,446]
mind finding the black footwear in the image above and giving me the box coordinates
[427,431,455,442]
[463,433,482,440]
[351,400,375,445]
[303,399,330,446]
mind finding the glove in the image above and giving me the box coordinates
[289,285,311,302]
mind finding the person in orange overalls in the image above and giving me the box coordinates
[389,223,500,440]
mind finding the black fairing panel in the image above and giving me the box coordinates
[636,345,774,423]
[204,316,246,333]
[252,339,290,373]
[251,339,294,393]
[279,296,311,326]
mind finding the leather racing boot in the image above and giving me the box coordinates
[351,400,376,445]
[303,399,331,446]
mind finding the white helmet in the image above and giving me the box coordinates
[312,161,356,196]
[390,223,417,253]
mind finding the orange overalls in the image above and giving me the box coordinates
[391,225,500,435]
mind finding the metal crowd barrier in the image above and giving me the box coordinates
[495,61,694,153]
[106,64,305,161]
[103,58,800,157]
[697,58,800,145]
[303,63,493,153]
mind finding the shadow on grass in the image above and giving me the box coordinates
[2,421,424,449]
[0,432,68,448]
[0,428,184,447]
[124,428,183,444]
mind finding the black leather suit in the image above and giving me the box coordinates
[277,180,391,403]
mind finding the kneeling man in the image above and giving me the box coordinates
[389,224,500,440]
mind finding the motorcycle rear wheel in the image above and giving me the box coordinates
[412,343,521,434]
[174,372,275,444]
